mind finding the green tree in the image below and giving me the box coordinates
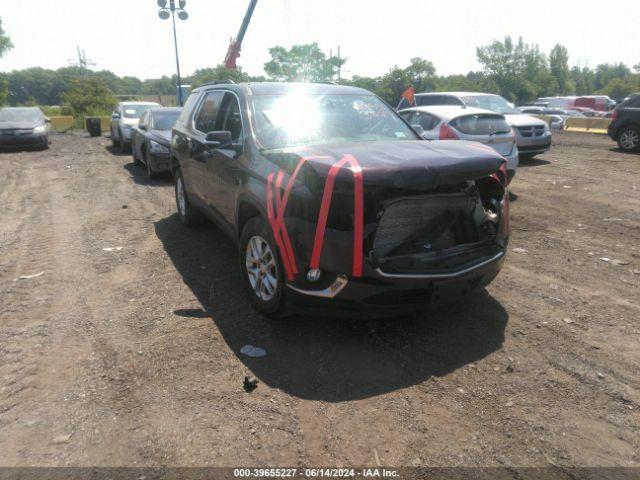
[476,36,554,103]
[188,65,249,87]
[61,78,116,118]
[549,44,575,95]
[264,43,345,82]
[0,17,13,105]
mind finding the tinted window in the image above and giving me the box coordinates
[151,110,180,130]
[416,95,463,107]
[628,96,640,108]
[450,114,511,135]
[138,111,148,127]
[194,91,225,133]
[219,93,243,142]
[251,94,417,150]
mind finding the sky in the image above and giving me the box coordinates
[1,0,639,80]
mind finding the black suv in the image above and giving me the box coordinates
[170,82,510,317]
[608,93,640,152]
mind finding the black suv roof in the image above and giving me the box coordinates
[191,81,372,97]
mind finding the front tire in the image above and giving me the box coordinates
[145,150,158,179]
[111,127,120,148]
[174,167,204,227]
[239,217,285,316]
[617,126,640,152]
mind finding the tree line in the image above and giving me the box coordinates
[1,13,638,114]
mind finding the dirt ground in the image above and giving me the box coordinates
[0,130,639,470]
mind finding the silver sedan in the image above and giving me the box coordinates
[399,105,519,182]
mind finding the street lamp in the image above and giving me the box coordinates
[157,0,189,106]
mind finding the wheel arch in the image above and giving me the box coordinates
[236,195,268,239]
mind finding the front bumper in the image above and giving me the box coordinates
[147,152,171,173]
[285,250,505,317]
[516,131,552,156]
[0,132,48,148]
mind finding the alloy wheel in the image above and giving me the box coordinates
[620,129,640,150]
[245,235,278,301]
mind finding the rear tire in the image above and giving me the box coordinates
[132,142,142,165]
[617,126,640,152]
[239,217,285,316]
[174,167,204,227]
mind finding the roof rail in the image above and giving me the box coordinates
[197,79,237,87]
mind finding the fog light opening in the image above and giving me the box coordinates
[306,268,322,283]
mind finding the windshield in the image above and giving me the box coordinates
[151,111,180,130]
[251,93,417,150]
[461,95,521,115]
[123,105,153,119]
[0,108,43,123]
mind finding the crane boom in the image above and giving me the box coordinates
[224,0,259,70]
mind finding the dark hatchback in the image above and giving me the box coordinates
[131,107,182,178]
[0,107,50,150]
[170,82,510,317]
[608,93,640,152]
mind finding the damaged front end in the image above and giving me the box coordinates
[262,141,509,310]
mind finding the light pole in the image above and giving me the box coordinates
[157,0,188,106]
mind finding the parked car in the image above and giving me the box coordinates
[0,107,50,150]
[399,92,552,159]
[608,93,640,152]
[110,101,160,151]
[171,82,510,317]
[398,105,519,181]
[130,107,181,179]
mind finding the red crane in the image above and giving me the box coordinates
[224,0,259,70]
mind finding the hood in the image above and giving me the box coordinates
[268,140,505,191]
[504,113,547,127]
[149,130,171,145]
[0,120,41,130]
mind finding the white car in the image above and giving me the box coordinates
[399,105,519,182]
[110,101,160,151]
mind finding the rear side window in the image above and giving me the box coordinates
[628,96,640,108]
[450,114,511,135]
[218,93,243,142]
[413,112,440,130]
[194,91,225,133]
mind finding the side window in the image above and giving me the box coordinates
[219,92,243,142]
[416,112,439,130]
[400,111,415,124]
[194,91,225,133]
[629,96,640,108]
[138,111,148,128]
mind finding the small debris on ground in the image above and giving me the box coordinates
[512,248,528,254]
[243,376,258,393]
[562,318,573,324]
[14,271,45,281]
[598,257,611,262]
[240,345,267,358]
[102,247,124,252]
[51,434,71,444]
[612,259,629,266]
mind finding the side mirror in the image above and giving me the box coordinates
[112,113,121,120]
[411,124,425,136]
[44,117,51,123]
[204,130,232,148]
[139,124,147,131]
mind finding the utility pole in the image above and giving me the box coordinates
[158,0,189,106]
[337,46,341,81]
